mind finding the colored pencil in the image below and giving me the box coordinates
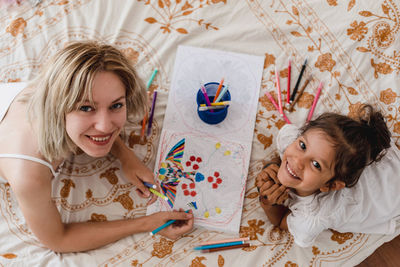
[202,243,250,253]
[307,81,323,122]
[199,237,250,246]
[290,59,307,102]
[148,188,168,201]
[146,90,157,136]
[140,69,158,140]
[199,105,227,111]
[194,241,245,250]
[214,84,229,103]
[150,210,190,236]
[200,83,213,112]
[265,91,291,124]
[213,78,224,103]
[200,101,231,107]
[288,76,311,112]
[286,59,291,106]
[143,182,157,189]
[275,67,283,115]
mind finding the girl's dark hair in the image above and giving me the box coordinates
[300,104,391,187]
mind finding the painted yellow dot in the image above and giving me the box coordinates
[224,150,231,156]
[204,211,210,218]
[215,207,221,214]
[158,174,165,180]
[161,162,167,168]
[215,142,221,149]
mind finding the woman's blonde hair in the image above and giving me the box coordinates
[27,41,147,162]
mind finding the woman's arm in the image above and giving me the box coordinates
[10,164,193,253]
[111,136,156,202]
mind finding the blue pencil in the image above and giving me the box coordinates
[146,69,158,89]
[143,182,156,189]
[194,241,245,250]
[214,84,229,103]
[149,210,190,236]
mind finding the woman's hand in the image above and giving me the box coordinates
[149,209,194,240]
[112,137,158,204]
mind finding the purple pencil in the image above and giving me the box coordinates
[147,90,158,136]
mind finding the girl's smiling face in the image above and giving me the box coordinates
[278,129,337,197]
[65,71,127,158]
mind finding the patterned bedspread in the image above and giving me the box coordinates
[1,0,399,266]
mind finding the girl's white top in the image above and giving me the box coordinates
[277,124,400,247]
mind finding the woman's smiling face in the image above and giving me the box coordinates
[65,71,127,158]
[277,129,337,196]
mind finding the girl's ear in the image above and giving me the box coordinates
[320,180,346,192]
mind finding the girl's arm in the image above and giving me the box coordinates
[259,199,290,230]
[10,163,193,253]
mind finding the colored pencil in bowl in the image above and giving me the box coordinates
[199,105,227,111]
[202,243,250,253]
[199,237,250,246]
[200,83,213,112]
[150,210,190,236]
[307,81,323,122]
[214,84,229,103]
[275,67,283,115]
[265,91,291,124]
[213,77,224,103]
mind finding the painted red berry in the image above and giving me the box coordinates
[208,176,213,182]
[212,183,218,189]
[193,164,199,170]
[214,171,220,177]
[186,161,191,167]
[216,178,222,184]
[190,191,197,197]
[196,157,202,163]
[183,190,190,196]
[190,156,195,161]
[189,183,195,189]
[182,183,187,189]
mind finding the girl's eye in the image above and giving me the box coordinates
[111,103,123,110]
[312,160,321,170]
[299,140,306,150]
[79,105,93,112]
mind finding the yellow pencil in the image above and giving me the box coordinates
[200,101,231,107]
[149,188,168,201]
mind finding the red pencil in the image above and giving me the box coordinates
[286,59,291,106]
[265,91,291,124]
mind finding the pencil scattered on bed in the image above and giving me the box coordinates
[307,81,323,122]
[288,75,311,112]
[141,69,158,140]
[265,91,291,124]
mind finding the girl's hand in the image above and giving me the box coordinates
[150,209,194,240]
[258,178,289,205]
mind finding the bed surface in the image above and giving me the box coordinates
[1,0,399,266]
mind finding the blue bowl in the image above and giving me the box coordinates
[196,82,231,125]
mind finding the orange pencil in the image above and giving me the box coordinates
[213,78,224,103]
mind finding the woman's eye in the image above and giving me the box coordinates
[299,140,306,150]
[312,160,321,170]
[111,103,123,110]
[79,105,93,112]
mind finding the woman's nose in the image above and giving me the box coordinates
[94,111,113,132]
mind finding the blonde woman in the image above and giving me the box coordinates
[0,41,193,252]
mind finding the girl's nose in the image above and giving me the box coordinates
[292,155,305,170]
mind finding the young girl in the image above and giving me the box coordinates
[256,104,400,247]
[0,41,193,252]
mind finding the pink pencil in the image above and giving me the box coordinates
[275,67,283,115]
[200,83,214,113]
[286,59,291,106]
[265,91,291,124]
[199,237,250,246]
[307,82,323,122]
